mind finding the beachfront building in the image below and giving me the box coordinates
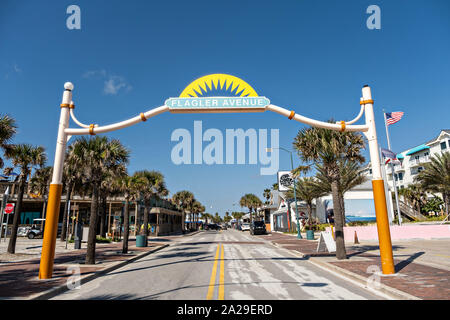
[268,176,384,232]
[385,129,450,191]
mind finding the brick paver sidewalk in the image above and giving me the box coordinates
[257,232,450,300]
[0,239,168,299]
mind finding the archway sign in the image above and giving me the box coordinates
[38,74,395,279]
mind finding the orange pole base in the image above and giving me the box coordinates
[372,180,395,274]
[39,184,63,279]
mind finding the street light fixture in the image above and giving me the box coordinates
[266,147,302,239]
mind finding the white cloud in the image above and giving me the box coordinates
[82,70,132,95]
[103,75,132,95]
[4,63,22,79]
[13,64,21,73]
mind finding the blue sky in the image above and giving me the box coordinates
[1,0,449,216]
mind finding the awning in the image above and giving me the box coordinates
[396,153,404,159]
[406,144,430,156]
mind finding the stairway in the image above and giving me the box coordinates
[398,200,427,221]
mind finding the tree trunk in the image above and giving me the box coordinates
[339,192,346,226]
[7,174,26,254]
[249,207,253,225]
[142,200,149,236]
[60,182,72,241]
[331,179,347,260]
[307,202,313,227]
[122,198,130,254]
[99,195,107,238]
[85,184,99,264]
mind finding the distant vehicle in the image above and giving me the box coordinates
[221,223,227,230]
[206,223,221,230]
[250,221,266,235]
[17,226,31,237]
[26,219,62,239]
[240,223,250,231]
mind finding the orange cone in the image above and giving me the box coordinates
[354,230,360,244]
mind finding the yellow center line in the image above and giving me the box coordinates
[206,244,221,300]
[218,243,225,300]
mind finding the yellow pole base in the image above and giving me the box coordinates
[372,180,395,274]
[39,184,63,279]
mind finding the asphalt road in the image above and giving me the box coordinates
[52,229,385,300]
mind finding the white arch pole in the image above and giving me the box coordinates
[39,82,72,279]
[39,83,395,279]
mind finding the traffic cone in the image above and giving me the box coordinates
[354,231,360,244]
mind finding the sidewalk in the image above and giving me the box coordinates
[0,237,174,300]
[258,232,450,300]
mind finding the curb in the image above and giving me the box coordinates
[307,257,421,300]
[29,243,170,300]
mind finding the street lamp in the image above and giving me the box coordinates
[0,186,10,241]
[266,147,302,239]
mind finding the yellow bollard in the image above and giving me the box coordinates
[372,180,395,274]
[39,184,63,279]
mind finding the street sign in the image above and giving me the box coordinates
[4,203,14,214]
[277,171,294,191]
[316,231,336,253]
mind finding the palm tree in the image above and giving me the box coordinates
[415,152,450,217]
[314,160,367,224]
[239,194,262,224]
[172,191,194,231]
[98,164,127,238]
[190,200,205,230]
[224,212,232,224]
[69,136,129,264]
[115,173,146,254]
[213,212,222,224]
[134,170,168,237]
[293,125,365,260]
[263,188,271,205]
[0,114,17,169]
[286,177,327,227]
[29,166,52,229]
[399,183,427,214]
[4,144,46,254]
[231,211,244,226]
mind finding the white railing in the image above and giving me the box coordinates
[409,156,430,166]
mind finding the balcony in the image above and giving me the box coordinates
[386,164,405,175]
[409,156,430,167]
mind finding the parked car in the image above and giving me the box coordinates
[206,223,221,230]
[250,221,266,235]
[26,219,62,239]
[17,226,31,237]
[240,223,250,231]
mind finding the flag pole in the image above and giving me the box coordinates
[383,110,402,226]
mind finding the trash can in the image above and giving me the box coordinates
[74,223,82,249]
[306,230,315,240]
[136,235,147,247]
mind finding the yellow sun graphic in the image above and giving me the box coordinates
[179,74,258,98]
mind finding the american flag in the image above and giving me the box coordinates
[385,111,404,125]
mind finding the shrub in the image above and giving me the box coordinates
[96,236,112,243]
